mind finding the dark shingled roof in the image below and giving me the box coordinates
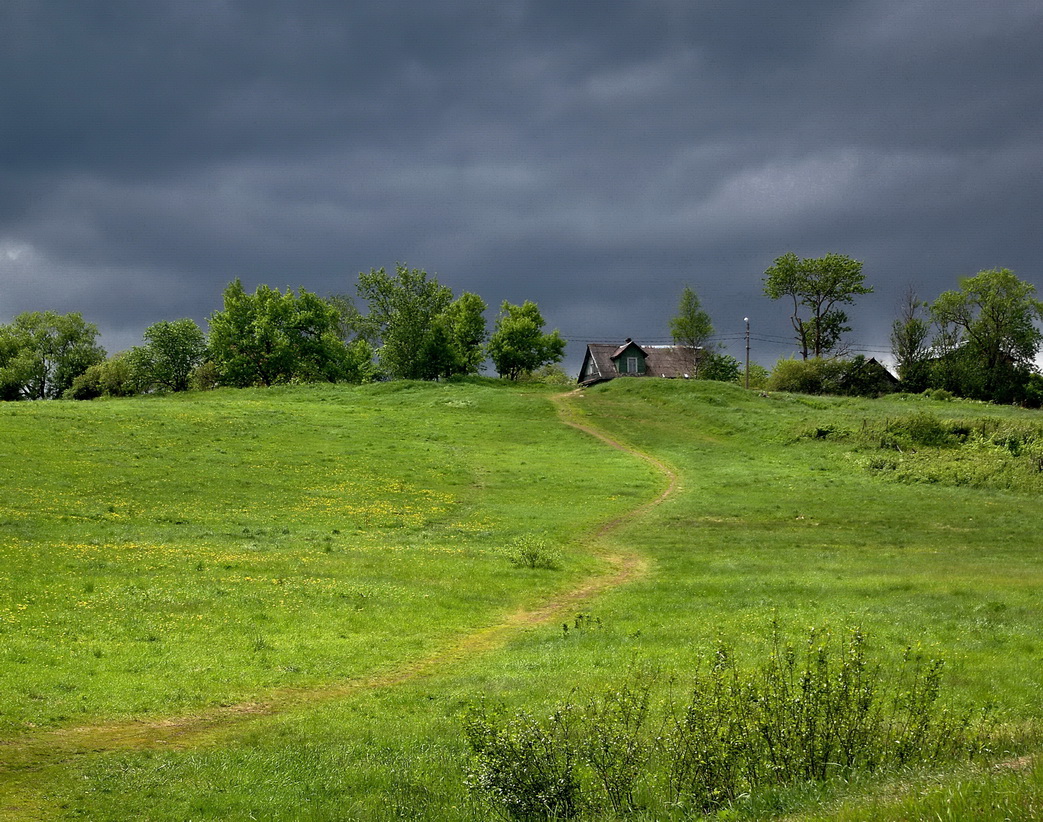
[579,340,702,385]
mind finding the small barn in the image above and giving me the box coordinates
[578,339,702,386]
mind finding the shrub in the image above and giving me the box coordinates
[741,363,771,390]
[699,353,741,383]
[768,358,846,395]
[892,411,953,447]
[508,536,560,570]
[65,353,138,399]
[464,699,582,820]
[464,675,657,820]
[667,627,988,812]
[463,626,990,818]
[517,364,573,385]
[768,357,897,397]
[579,674,656,815]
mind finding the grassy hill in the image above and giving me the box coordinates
[1,379,1040,819]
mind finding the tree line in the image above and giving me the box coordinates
[674,254,1043,405]
[6,255,1040,405]
[0,264,566,400]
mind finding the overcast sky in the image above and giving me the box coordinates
[2,1,1042,372]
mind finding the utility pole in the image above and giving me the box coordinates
[744,317,750,390]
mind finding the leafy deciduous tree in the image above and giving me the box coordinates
[930,268,1043,403]
[130,318,207,392]
[488,301,566,380]
[357,265,454,380]
[699,353,741,382]
[208,280,362,386]
[890,287,932,392]
[763,253,872,359]
[440,291,488,377]
[356,266,487,380]
[326,294,372,343]
[0,326,24,401]
[0,311,105,400]
[670,285,714,376]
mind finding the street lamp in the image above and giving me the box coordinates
[744,317,750,390]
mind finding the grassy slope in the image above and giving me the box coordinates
[2,379,1041,819]
[0,381,652,729]
[579,381,1043,705]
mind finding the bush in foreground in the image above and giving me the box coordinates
[464,626,991,819]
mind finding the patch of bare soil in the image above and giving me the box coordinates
[0,389,677,813]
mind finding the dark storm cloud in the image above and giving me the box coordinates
[2,0,1042,368]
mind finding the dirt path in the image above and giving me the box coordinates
[0,389,678,815]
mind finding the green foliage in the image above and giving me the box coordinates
[768,357,895,397]
[0,311,105,399]
[508,536,560,570]
[439,291,489,377]
[742,362,771,389]
[465,674,656,821]
[764,252,872,359]
[930,268,1043,403]
[1024,373,1043,408]
[325,293,371,342]
[129,318,207,392]
[0,327,23,400]
[577,673,655,815]
[670,285,714,348]
[670,285,714,375]
[357,264,454,379]
[890,288,932,392]
[517,363,572,385]
[837,355,898,397]
[190,360,221,391]
[881,411,954,448]
[768,357,847,394]
[465,628,986,818]
[354,267,488,380]
[488,301,566,380]
[65,353,138,399]
[853,412,1043,492]
[666,628,985,812]
[207,280,360,386]
[465,700,582,820]
[413,292,489,381]
[699,352,741,383]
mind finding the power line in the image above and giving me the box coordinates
[563,333,895,359]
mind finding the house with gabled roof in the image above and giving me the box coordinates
[578,339,703,386]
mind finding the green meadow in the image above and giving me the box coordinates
[1,378,1041,819]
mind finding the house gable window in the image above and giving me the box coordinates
[626,356,638,374]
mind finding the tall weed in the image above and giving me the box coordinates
[808,412,1043,492]
[463,626,991,819]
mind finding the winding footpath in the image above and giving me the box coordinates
[0,389,679,818]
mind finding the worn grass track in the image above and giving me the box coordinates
[0,388,675,817]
